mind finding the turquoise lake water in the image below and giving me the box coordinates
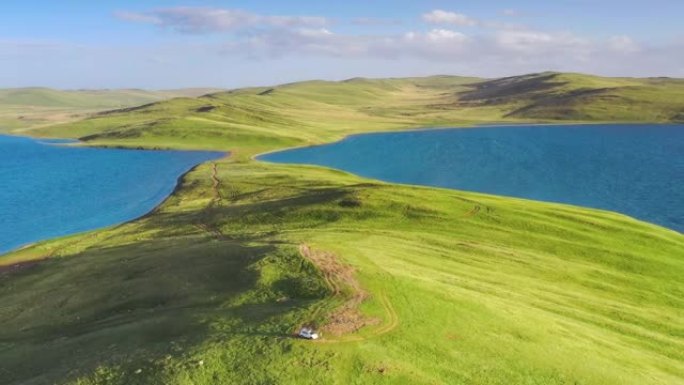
[260,124,684,232]
[0,135,223,254]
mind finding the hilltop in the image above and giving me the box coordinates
[1,72,683,385]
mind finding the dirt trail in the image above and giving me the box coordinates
[298,244,399,343]
[194,162,226,240]
[463,205,481,218]
[193,223,226,241]
[299,244,373,336]
[210,163,222,203]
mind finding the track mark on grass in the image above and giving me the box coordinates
[463,205,481,218]
[373,292,399,337]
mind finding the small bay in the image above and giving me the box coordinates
[0,135,223,254]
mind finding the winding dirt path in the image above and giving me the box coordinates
[194,162,227,240]
[210,162,223,203]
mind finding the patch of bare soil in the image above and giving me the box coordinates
[299,244,379,336]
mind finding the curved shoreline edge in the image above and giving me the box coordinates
[255,123,683,235]
[0,138,228,258]
[251,121,655,160]
[3,120,681,264]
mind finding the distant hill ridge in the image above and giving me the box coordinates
[29,72,684,150]
[0,87,225,131]
[0,87,224,108]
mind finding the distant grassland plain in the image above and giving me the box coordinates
[1,72,683,385]
[0,87,224,132]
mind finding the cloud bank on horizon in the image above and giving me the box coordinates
[114,7,647,59]
[2,2,683,89]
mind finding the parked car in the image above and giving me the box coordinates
[298,327,320,340]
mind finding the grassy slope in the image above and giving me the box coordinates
[1,73,683,385]
[31,76,490,152]
[460,73,684,122]
[0,87,223,131]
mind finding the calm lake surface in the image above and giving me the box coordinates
[0,135,223,254]
[261,124,684,232]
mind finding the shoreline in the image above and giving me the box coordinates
[251,120,662,160]
[255,122,684,235]
[136,151,232,223]
[0,140,228,260]
[3,120,680,262]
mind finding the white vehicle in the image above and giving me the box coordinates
[298,327,320,340]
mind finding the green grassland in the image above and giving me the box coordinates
[0,87,223,132]
[1,72,683,385]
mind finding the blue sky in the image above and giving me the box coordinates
[2,0,683,89]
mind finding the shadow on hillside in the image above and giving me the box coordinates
[458,73,564,103]
[0,236,307,385]
[0,183,387,384]
[142,186,361,239]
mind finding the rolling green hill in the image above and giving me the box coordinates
[1,72,683,385]
[31,72,684,153]
[0,87,224,131]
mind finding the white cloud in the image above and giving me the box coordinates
[298,28,334,38]
[221,27,472,61]
[426,29,468,42]
[422,10,478,27]
[116,7,328,33]
[496,30,588,55]
[105,7,684,83]
[607,35,640,54]
[3,35,684,89]
[232,28,364,58]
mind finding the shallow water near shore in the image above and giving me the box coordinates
[0,135,223,254]
[260,124,684,232]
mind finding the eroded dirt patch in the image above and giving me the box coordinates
[299,244,379,336]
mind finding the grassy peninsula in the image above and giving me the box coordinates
[1,72,683,385]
